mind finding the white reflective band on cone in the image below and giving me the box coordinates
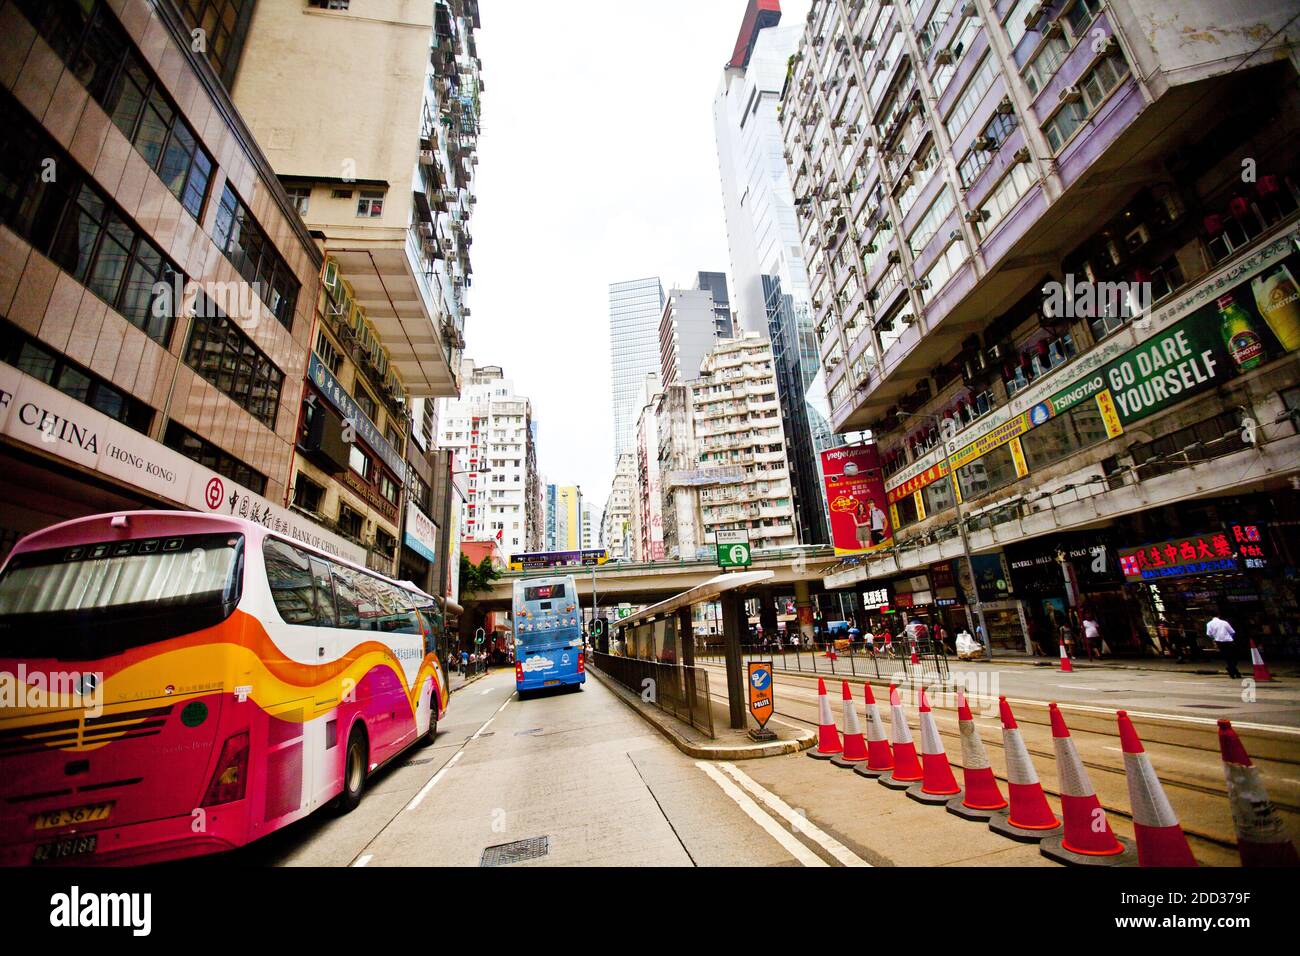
[920,712,944,754]
[960,719,991,771]
[1003,728,1040,785]
[865,705,888,742]
[1123,752,1180,827]
[819,694,834,725]
[890,705,915,744]
[844,698,862,735]
[1054,736,1095,798]
[1251,647,1265,665]
[1225,764,1290,842]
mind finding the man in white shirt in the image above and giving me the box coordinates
[1206,613,1242,679]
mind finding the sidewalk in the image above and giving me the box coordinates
[449,666,492,693]
[983,653,1297,678]
[589,666,814,760]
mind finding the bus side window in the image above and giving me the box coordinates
[309,558,337,627]
[331,566,362,629]
[264,539,317,625]
[377,580,421,635]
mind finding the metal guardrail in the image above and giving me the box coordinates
[592,653,714,738]
[693,641,950,684]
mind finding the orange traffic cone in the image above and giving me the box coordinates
[880,684,924,790]
[808,677,843,759]
[1218,719,1298,866]
[1249,642,1273,682]
[907,687,962,805]
[854,683,894,779]
[1118,711,1197,867]
[947,689,1007,820]
[989,697,1062,843]
[1059,642,1073,673]
[909,642,920,665]
[1040,703,1135,866]
[832,680,869,768]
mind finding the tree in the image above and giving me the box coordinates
[460,554,501,595]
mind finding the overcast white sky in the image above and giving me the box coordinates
[465,0,811,517]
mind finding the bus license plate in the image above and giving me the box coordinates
[543,680,560,686]
[34,802,113,830]
[33,834,97,863]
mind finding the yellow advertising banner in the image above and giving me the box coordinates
[949,411,1032,471]
[914,489,926,520]
[1096,388,1125,439]
[1009,436,1028,478]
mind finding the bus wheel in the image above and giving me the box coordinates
[420,697,439,747]
[337,726,368,814]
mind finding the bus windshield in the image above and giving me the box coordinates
[0,532,244,658]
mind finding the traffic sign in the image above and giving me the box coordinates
[716,529,752,569]
[747,661,774,729]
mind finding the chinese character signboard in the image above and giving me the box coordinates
[821,444,894,557]
[861,585,890,607]
[1117,527,1270,582]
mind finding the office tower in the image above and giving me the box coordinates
[784,0,1300,654]
[0,0,369,564]
[660,287,722,385]
[714,0,837,545]
[437,360,538,556]
[609,277,666,459]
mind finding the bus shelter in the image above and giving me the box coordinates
[608,569,774,730]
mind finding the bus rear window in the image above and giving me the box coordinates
[524,584,564,601]
[0,533,244,658]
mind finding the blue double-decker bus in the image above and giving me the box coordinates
[512,575,586,694]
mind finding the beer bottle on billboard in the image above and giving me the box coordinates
[1217,294,1264,371]
[1251,263,1300,351]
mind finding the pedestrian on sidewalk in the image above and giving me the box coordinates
[1207,611,1242,679]
[1081,613,1102,661]
[460,649,469,676]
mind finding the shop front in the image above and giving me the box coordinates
[958,552,1028,652]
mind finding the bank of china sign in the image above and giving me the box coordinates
[0,361,365,563]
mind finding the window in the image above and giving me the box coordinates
[263,539,320,625]
[923,473,957,517]
[0,91,178,345]
[374,528,396,558]
[1003,0,1039,48]
[11,0,214,222]
[1064,0,1103,37]
[354,387,377,421]
[338,504,364,541]
[163,421,267,494]
[293,473,325,514]
[955,442,1019,501]
[1130,410,1247,480]
[212,183,301,328]
[184,295,284,429]
[380,473,399,504]
[944,55,997,139]
[895,492,921,528]
[978,162,1036,230]
[1023,34,1071,96]
[908,187,954,255]
[331,188,353,199]
[1020,401,1110,471]
[286,186,311,216]
[315,330,342,375]
[1043,54,1130,152]
[357,191,385,218]
[349,444,371,479]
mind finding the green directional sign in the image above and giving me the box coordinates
[716,530,752,569]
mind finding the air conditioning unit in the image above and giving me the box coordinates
[419,221,434,238]
[1059,85,1083,103]
[1044,18,1065,38]
[948,229,962,241]
[935,49,954,65]
[911,279,930,291]
[1098,35,1119,54]
[963,209,989,223]
[887,250,902,264]
[961,1,977,18]
[863,39,877,51]
[995,96,1014,115]
[1024,1,1050,30]
[1012,146,1031,163]
[986,343,1003,363]
[419,149,436,165]
[441,238,456,251]
[972,135,996,151]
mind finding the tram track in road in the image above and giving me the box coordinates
[699,663,1300,860]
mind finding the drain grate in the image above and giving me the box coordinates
[480,836,549,867]
[404,757,436,766]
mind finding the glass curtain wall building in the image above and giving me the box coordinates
[609,277,666,460]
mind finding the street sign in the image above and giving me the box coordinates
[747,661,774,729]
[616,604,631,619]
[716,529,752,569]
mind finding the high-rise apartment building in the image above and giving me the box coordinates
[437,360,538,557]
[656,384,706,560]
[601,453,636,560]
[232,0,483,452]
[715,0,838,545]
[609,277,666,459]
[785,0,1300,655]
[659,287,722,385]
[632,375,666,561]
[0,0,368,564]
[695,271,736,338]
[581,502,597,550]
[692,333,798,551]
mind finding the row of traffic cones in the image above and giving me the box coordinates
[808,678,1296,867]
[1057,638,1275,681]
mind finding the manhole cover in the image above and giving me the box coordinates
[515,727,543,736]
[480,836,549,867]
[405,757,435,766]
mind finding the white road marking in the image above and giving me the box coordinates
[1057,684,1101,690]
[404,695,509,812]
[481,686,496,694]
[352,854,372,867]
[717,762,871,867]
[695,762,826,867]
